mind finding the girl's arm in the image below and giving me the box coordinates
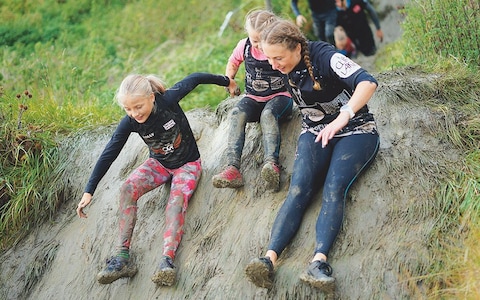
[83,116,132,195]
[226,38,246,79]
[164,73,237,104]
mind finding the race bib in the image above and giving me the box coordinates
[330,53,361,78]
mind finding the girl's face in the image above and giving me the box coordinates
[247,29,261,50]
[121,93,155,123]
[262,42,302,74]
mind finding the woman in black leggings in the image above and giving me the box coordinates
[245,17,380,293]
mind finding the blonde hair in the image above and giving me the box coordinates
[244,9,278,33]
[261,19,322,90]
[115,74,167,106]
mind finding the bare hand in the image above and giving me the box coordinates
[76,193,92,218]
[296,15,307,28]
[376,29,384,43]
[315,112,350,147]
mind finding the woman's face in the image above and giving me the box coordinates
[121,93,155,123]
[262,42,302,74]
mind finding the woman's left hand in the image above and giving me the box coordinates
[315,112,350,147]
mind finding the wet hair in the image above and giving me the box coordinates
[261,19,321,90]
[115,74,167,106]
[244,9,278,33]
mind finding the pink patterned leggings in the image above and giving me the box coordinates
[118,157,201,260]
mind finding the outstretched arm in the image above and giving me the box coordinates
[165,73,238,103]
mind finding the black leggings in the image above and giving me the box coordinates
[268,131,379,257]
[226,95,293,168]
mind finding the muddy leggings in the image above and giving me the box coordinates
[225,95,293,168]
[118,158,201,260]
[267,131,379,257]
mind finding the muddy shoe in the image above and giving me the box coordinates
[261,162,280,191]
[97,256,138,284]
[151,256,177,286]
[299,260,335,293]
[212,165,244,188]
[245,257,274,289]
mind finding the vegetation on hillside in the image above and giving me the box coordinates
[0,0,478,297]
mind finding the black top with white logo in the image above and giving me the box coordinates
[84,73,230,195]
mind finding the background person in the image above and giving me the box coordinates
[333,25,357,58]
[291,0,338,44]
[335,0,384,56]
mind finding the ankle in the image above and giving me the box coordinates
[265,250,278,265]
[117,249,130,260]
[312,253,327,263]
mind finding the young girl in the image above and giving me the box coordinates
[245,18,380,293]
[212,9,293,192]
[76,73,237,285]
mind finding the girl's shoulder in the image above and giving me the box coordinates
[235,38,248,51]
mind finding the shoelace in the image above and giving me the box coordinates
[106,256,126,271]
[317,261,333,276]
[160,256,175,269]
[259,257,273,272]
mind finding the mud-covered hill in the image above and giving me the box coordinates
[0,67,463,299]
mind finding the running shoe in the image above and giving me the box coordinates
[212,165,244,188]
[245,257,274,289]
[261,162,281,191]
[299,260,335,293]
[97,256,138,284]
[151,256,177,286]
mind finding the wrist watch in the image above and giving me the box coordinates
[340,104,355,119]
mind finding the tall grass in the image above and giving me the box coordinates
[402,0,479,70]
[397,1,480,296]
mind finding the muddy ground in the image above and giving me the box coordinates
[2,1,462,299]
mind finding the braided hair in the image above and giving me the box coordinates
[245,9,279,33]
[261,19,321,90]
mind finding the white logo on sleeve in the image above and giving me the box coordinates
[163,119,176,130]
[330,53,361,78]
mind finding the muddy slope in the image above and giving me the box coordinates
[0,67,462,300]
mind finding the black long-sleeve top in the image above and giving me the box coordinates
[84,73,230,195]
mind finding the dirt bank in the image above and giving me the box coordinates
[0,64,463,299]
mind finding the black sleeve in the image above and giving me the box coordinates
[163,73,230,105]
[84,116,133,195]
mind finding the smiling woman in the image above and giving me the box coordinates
[245,17,380,294]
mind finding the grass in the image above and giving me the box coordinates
[0,0,479,297]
